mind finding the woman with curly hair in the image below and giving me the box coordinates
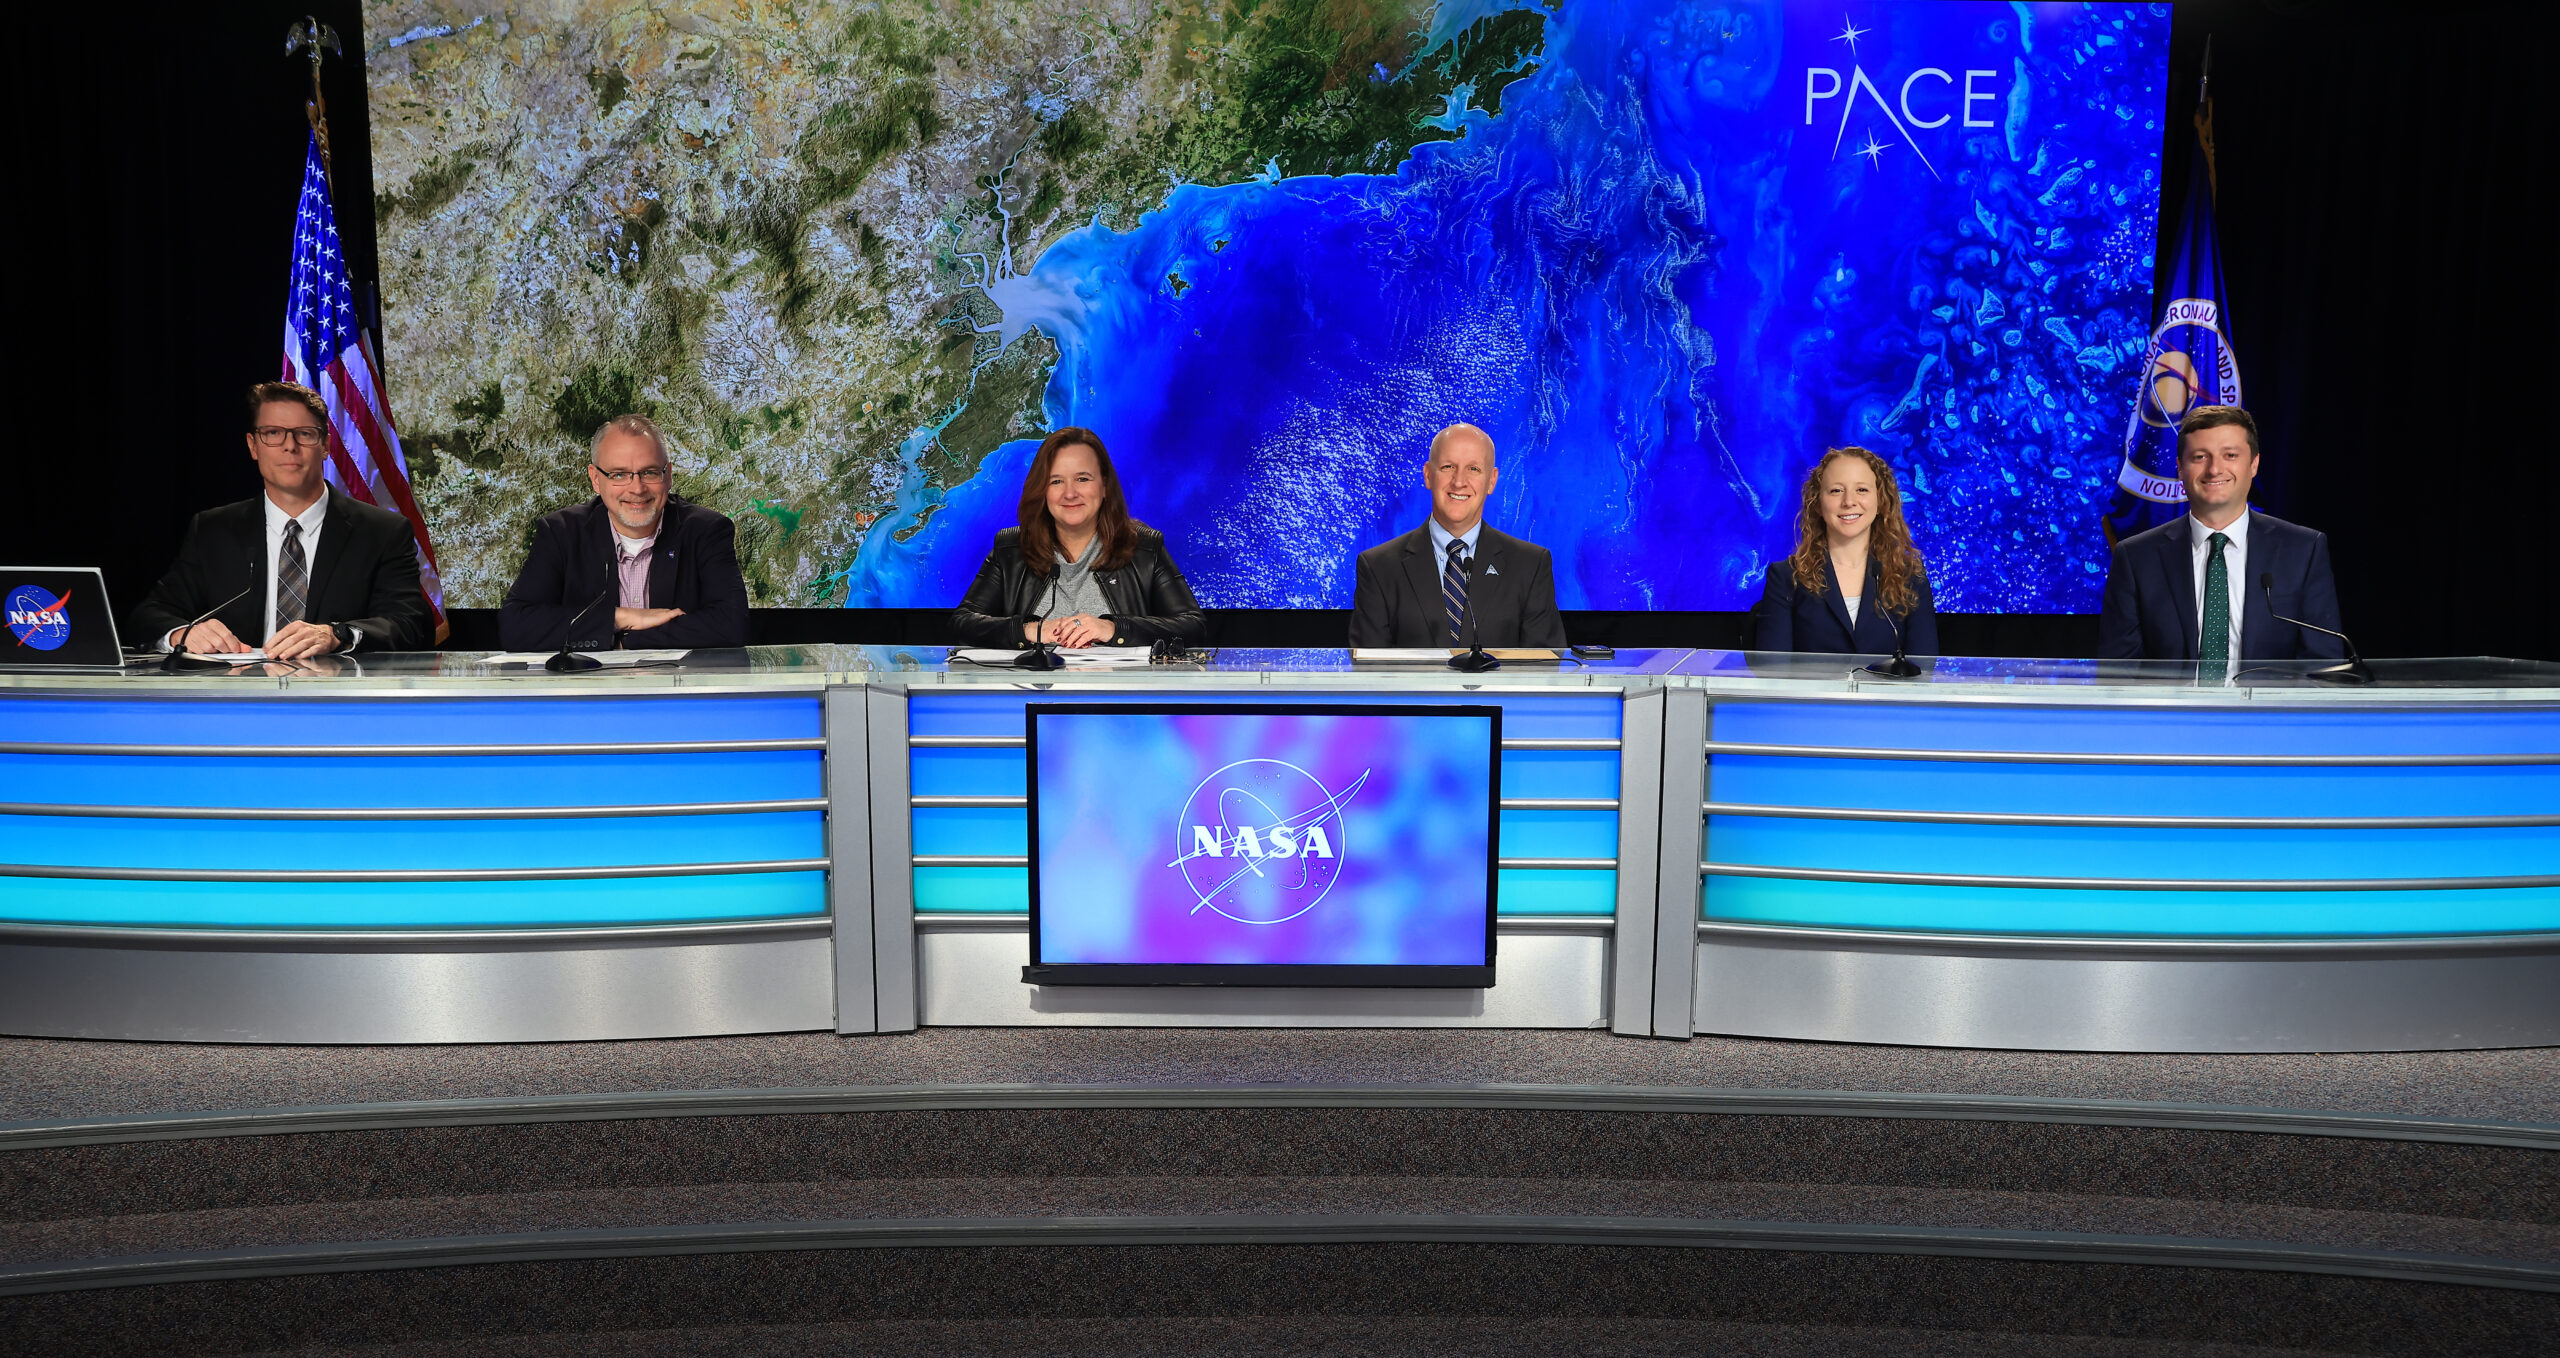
[950,426,1205,649]
[1750,446,1939,655]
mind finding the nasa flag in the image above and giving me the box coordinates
[2105,126,2239,543]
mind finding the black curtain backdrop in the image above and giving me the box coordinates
[8,1,2552,657]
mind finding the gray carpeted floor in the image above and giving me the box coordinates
[5,1028,2557,1125]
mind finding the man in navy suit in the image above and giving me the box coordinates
[1348,423,1567,648]
[499,415,749,650]
[2097,406,2343,679]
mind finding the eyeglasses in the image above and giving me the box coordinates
[253,426,327,448]
[593,466,670,485]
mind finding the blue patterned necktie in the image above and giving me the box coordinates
[2199,530,2230,682]
[276,520,310,627]
[1442,538,1469,645]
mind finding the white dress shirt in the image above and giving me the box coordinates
[2188,509,2249,661]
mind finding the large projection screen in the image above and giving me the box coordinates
[367,1,2168,615]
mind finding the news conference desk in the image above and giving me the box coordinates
[2,648,2555,1052]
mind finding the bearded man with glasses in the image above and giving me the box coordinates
[499,414,748,651]
[130,381,432,657]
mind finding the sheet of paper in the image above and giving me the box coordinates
[1058,646,1155,667]
[183,649,269,662]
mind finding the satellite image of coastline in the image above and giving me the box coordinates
[366,0,2167,613]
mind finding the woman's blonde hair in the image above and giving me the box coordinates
[1789,446,1925,617]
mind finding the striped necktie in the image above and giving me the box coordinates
[1442,539,1469,645]
[2199,531,2230,683]
[276,520,309,627]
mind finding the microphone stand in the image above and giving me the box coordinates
[1447,551,1501,673]
[545,588,615,673]
[1863,601,1921,678]
[1013,577,1064,671]
[2260,575,2372,685]
[161,565,260,671]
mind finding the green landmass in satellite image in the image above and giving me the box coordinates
[365,0,1547,605]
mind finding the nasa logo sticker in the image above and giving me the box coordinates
[1169,758,1370,925]
[5,584,71,651]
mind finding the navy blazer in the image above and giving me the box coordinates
[499,497,749,650]
[1750,556,1938,656]
[2097,511,2345,662]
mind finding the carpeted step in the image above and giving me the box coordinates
[6,1176,2558,1277]
[6,1090,2553,1228]
[6,1238,2552,1358]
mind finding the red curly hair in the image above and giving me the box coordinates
[1788,447,1926,617]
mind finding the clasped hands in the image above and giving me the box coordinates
[615,606,684,633]
[175,618,341,660]
[1026,614,1114,649]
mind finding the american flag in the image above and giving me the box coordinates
[284,132,446,633]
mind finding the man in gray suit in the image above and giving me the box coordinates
[1348,423,1566,648]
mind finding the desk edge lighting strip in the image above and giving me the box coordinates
[1695,919,2560,954]
[1700,802,2560,830]
[1696,863,2560,893]
[0,739,827,758]
[1702,740,2560,767]
[0,860,832,884]
[0,917,831,946]
[0,800,831,822]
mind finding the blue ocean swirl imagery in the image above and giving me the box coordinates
[838,1,2169,614]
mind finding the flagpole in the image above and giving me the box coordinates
[285,18,341,195]
[2195,35,2218,204]
[280,15,451,645]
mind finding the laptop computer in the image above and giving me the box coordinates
[1,567,127,669]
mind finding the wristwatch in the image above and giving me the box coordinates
[329,622,355,651]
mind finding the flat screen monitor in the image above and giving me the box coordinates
[1024,703,1501,987]
[0,567,124,669]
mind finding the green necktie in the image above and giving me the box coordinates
[2199,531,2230,683]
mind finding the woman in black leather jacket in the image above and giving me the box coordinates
[949,427,1207,649]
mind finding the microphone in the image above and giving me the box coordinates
[545,587,615,673]
[1013,570,1065,671]
[160,559,261,670]
[1447,547,1500,673]
[2260,573,2372,685]
[1863,599,1921,679]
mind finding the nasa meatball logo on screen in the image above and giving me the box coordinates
[5,585,72,651]
[1169,759,1371,925]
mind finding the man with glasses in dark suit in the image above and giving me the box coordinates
[131,381,432,657]
[499,414,749,651]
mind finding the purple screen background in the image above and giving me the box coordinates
[1033,710,1495,966]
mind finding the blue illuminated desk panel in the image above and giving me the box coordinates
[1665,652,2560,1051]
[3,648,2554,1049]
